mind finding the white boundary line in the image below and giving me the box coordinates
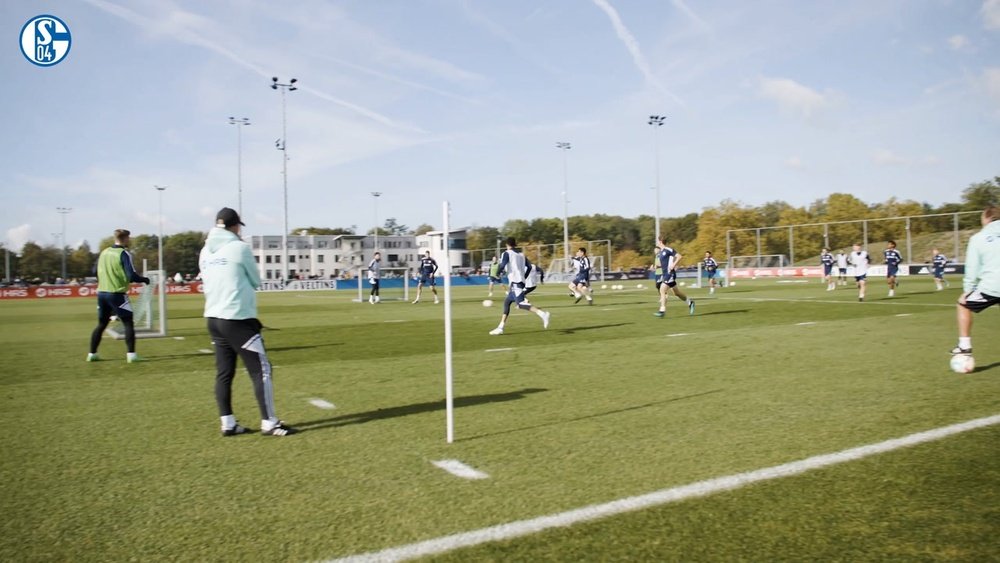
[717,296,952,308]
[484,348,515,353]
[432,459,490,480]
[309,398,336,410]
[327,414,1000,562]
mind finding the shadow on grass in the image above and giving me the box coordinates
[558,322,634,335]
[692,309,749,317]
[269,342,343,352]
[974,361,1000,372]
[295,387,548,432]
[458,388,724,442]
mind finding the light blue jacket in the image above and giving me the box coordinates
[199,227,260,319]
[963,218,1000,296]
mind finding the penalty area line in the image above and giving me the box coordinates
[325,413,1000,563]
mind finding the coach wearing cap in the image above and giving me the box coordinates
[198,207,296,437]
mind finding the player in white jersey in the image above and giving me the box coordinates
[367,252,381,304]
[489,237,550,335]
[836,252,848,285]
[849,243,870,302]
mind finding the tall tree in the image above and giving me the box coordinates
[961,177,1000,210]
[163,231,207,276]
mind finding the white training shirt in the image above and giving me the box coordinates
[849,250,869,276]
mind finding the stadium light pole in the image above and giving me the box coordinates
[153,186,167,274]
[371,191,382,253]
[227,117,251,217]
[271,77,298,282]
[556,141,571,263]
[648,115,666,243]
[56,207,71,280]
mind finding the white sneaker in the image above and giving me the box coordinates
[488,291,493,297]
[889,290,894,297]
[540,311,551,329]
[489,327,504,335]
[369,296,374,304]
[86,353,99,362]
[412,299,420,304]
[374,296,380,303]
[434,298,440,304]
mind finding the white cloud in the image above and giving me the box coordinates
[758,77,830,118]
[983,0,1000,30]
[872,149,911,166]
[784,157,804,169]
[947,34,970,50]
[6,225,33,251]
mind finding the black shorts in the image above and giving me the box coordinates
[960,290,1000,313]
[97,291,133,322]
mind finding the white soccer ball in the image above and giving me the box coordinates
[679,282,686,287]
[730,282,736,287]
[601,284,607,289]
[482,299,493,308]
[636,283,644,289]
[950,354,975,374]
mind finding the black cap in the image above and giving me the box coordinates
[216,207,245,228]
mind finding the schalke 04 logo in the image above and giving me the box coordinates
[20,15,72,66]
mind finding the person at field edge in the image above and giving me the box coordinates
[524,261,543,295]
[200,208,295,437]
[368,252,381,304]
[487,255,504,297]
[653,236,695,317]
[884,240,903,297]
[489,237,550,335]
[87,228,151,363]
[820,247,835,291]
[849,243,870,302]
[568,247,594,305]
[412,250,439,304]
[836,251,849,286]
[703,251,720,294]
[931,248,949,291]
[951,206,1000,356]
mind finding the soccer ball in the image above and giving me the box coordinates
[636,283,644,289]
[482,299,493,308]
[601,284,607,289]
[950,354,975,374]
[730,282,736,287]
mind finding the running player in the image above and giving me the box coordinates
[703,251,719,294]
[884,240,903,297]
[524,261,543,296]
[653,236,695,317]
[931,248,948,291]
[836,251,848,285]
[849,243,870,302]
[952,206,1000,355]
[489,237,550,335]
[412,250,439,304]
[487,255,504,297]
[367,252,381,304]
[820,248,835,291]
[87,228,151,363]
[567,247,594,305]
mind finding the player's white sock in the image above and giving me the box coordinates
[221,414,236,429]
[574,292,581,299]
[710,287,715,294]
[959,337,971,349]
[889,289,894,297]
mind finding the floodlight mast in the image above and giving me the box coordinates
[227,117,251,217]
[648,115,666,243]
[556,141,572,263]
[270,77,297,283]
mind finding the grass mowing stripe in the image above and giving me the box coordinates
[328,414,1000,563]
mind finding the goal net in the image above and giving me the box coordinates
[354,266,410,303]
[106,269,167,339]
[729,255,789,269]
[545,256,605,283]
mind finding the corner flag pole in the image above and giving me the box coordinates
[443,201,454,443]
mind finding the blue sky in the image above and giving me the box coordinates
[2,0,999,251]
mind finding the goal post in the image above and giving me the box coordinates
[106,269,167,340]
[354,266,410,302]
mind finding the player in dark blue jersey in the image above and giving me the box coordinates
[703,251,719,294]
[567,248,594,305]
[653,236,694,317]
[820,248,835,291]
[884,240,903,297]
[489,237,550,335]
[931,248,948,291]
[412,250,439,304]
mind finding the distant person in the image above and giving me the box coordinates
[200,208,295,437]
[703,251,719,294]
[367,252,381,304]
[836,251,849,286]
[87,229,150,363]
[820,248,835,291]
[653,236,694,317]
[951,206,1000,356]
[568,247,594,305]
[489,237,550,335]
[487,255,505,297]
[524,261,543,296]
[173,272,184,285]
[931,248,949,291]
[412,250,439,304]
[884,240,903,297]
[849,243,870,302]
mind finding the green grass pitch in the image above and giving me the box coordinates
[1,278,998,561]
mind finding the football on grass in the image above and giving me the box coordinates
[950,354,975,374]
[482,299,493,308]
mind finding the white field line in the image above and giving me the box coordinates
[896,313,912,317]
[431,460,490,480]
[666,333,689,337]
[309,399,336,410]
[484,348,515,353]
[795,322,817,326]
[198,349,213,354]
[172,336,185,340]
[384,320,407,323]
[327,414,1000,563]
[717,296,952,308]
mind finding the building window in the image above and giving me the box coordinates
[318,255,325,263]
[289,255,296,263]
[254,256,260,263]
[266,255,273,264]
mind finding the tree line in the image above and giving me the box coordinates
[3,177,996,281]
